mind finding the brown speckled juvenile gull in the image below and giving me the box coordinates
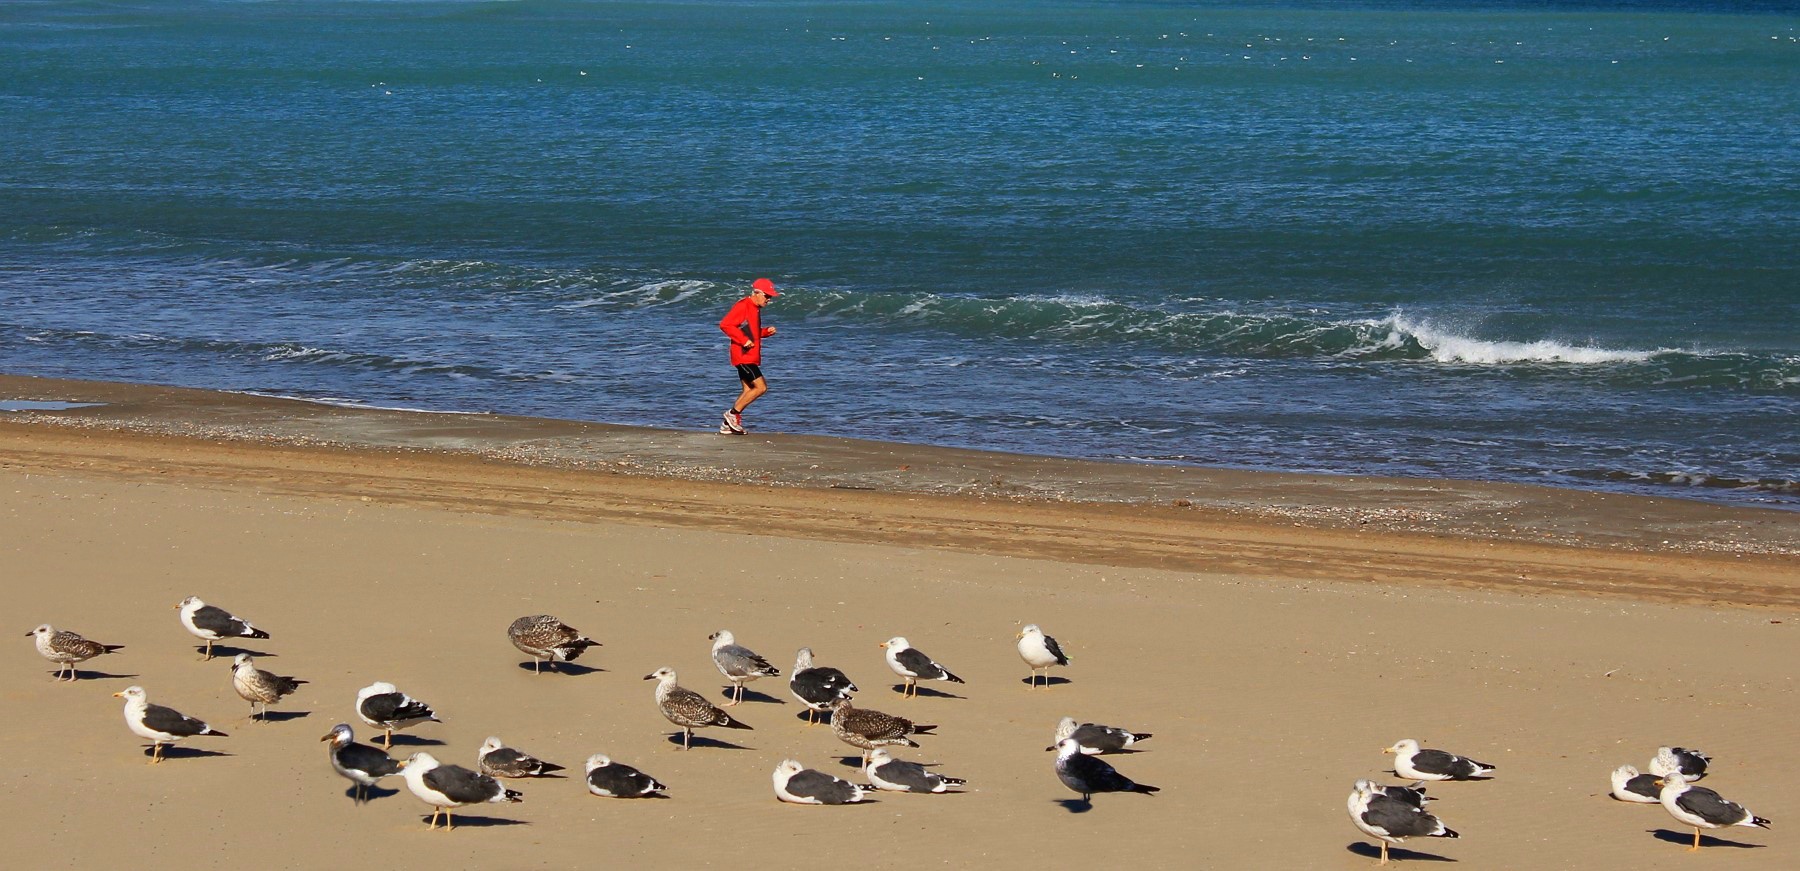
[507,615,598,673]
[28,623,123,681]
[827,697,935,764]
[231,653,307,721]
[477,736,565,778]
[645,666,752,749]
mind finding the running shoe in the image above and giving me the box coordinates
[722,409,746,434]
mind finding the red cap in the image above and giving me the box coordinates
[752,277,778,298]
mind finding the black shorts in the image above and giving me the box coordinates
[735,363,764,386]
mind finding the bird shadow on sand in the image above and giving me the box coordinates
[145,746,232,761]
[516,661,604,676]
[1650,829,1765,849]
[1346,843,1455,862]
[248,710,312,723]
[835,756,868,769]
[1055,799,1096,814]
[1019,676,1072,689]
[344,785,400,803]
[665,734,753,751]
[199,646,276,659]
[793,711,834,725]
[383,734,446,748]
[63,670,138,681]
[718,688,784,705]
[419,815,530,829]
[890,684,964,700]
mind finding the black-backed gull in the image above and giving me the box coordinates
[1051,737,1158,802]
[114,685,227,763]
[477,736,565,778]
[175,596,268,660]
[584,753,666,798]
[1015,624,1070,689]
[355,681,440,748]
[1657,772,1770,850]
[790,646,857,725]
[1347,778,1459,865]
[321,723,402,803]
[1384,738,1494,781]
[880,636,964,698]
[865,748,965,793]
[399,751,522,830]
[1049,716,1152,754]
[773,759,868,805]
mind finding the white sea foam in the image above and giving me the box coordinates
[1375,314,1659,365]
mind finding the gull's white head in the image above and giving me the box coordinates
[404,751,439,771]
[585,753,612,772]
[1053,737,1082,759]
[113,685,147,704]
[321,723,354,746]
[479,736,504,755]
[644,666,678,684]
[232,653,254,668]
[1384,739,1420,755]
[1054,716,1078,742]
[881,636,908,650]
[29,623,54,637]
[1655,771,1691,792]
[795,647,815,669]
[708,630,735,648]
[1018,624,1042,639]
[866,748,894,766]
[357,681,398,700]
[774,758,805,779]
[176,596,202,611]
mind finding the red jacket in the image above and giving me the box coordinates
[719,297,772,365]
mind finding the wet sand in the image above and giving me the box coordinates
[3,374,1796,868]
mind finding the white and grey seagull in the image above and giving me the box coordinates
[1610,764,1662,803]
[1015,624,1070,689]
[1384,738,1495,781]
[355,681,440,748]
[1347,778,1459,865]
[880,636,964,699]
[114,685,228,764]
[773,759,869,805]
[1050,737,1159,802]
[790,647,857,724]
[399,751,523,831]
[28,623,123,681]
[175,596,269,660]
[230,653,307,721]
[865,748,965,794]
[645,666,753,749]
[709,629,780,706]
[1050,716,1152,754]
[584,753,666,798]
[477,736,565,778]
[507,614,598,673]
[1656,771,1770,851]
[321,723,402,804]
[1649,746,1710,781]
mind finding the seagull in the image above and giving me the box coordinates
[1648,746,1709,781]
[1015,624,1069,688]
[644,666,752,749]
[230,653,307,721]
[113,685,227,764]
[355,681,440,748]
[1384,739,1495,781]
[1049,716,1152,754]
[175,596,269,660]
[865,748,965,793]
[1610,764,1661,803]
[507,614,598,673]
[1656,772,1770,851]
[772,759,868,805]
[709,629,780,706]
[27,623,123,681]
[1050,737,1159,801]
[321,723,402,804]
[399,751,523,831]
[584,753,666,798]
[1347,779,1459,865]
[1375,782,1434,807]
[880,636,964,698]
[790,647,857,724]
[828,697,936,764]
[477,736,565,778]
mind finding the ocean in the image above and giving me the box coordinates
[2,0,1795,508]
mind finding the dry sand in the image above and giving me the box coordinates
[3,375,1796,868]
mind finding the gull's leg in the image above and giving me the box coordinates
[1691,827,1701,851]
[682,728,691,750]
[445,808,454,832]
[1378,841,1388,865]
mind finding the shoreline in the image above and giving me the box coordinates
[3,373,1797,607]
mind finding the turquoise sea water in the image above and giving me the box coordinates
[2,0,1796,506]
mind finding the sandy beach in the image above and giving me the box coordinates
[4,375,1796,868]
